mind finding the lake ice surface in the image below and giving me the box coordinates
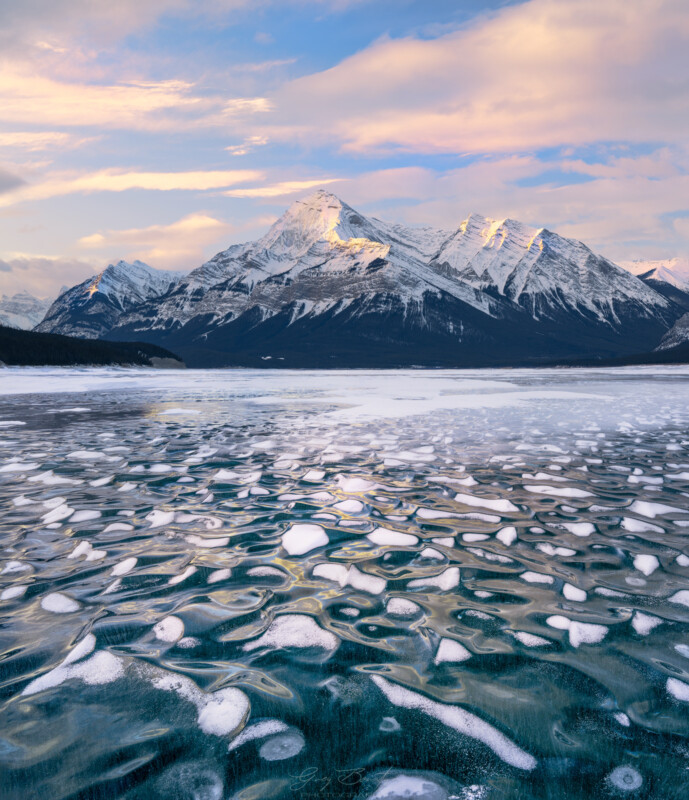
[1,366,689,799]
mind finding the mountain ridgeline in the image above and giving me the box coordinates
[35,192,689,367]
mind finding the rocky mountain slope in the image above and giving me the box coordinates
[35,260,186,339]
[37,192,683,367]
[656,312,689,351]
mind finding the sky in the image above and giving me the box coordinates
[0,0,688,297]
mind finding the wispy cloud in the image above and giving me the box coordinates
[0,131,96,152]
[0,68,271,132]
[0,0,368,53]
[223,178,344,197]
[231,58,297,74]
[0,168,264,207]
[225,135,269,156]
[265,0,689,155]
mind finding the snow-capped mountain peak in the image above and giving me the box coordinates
[86,260,185,302]
[437,214,545,293]
[179,191,391,294]
[256,190,385,261]
[427,212,667,324]
[35,259,187,339]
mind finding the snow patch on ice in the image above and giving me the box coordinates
[408,567,460,591]
[633,554,660,576]
[41,592,80,613]
[228,719,290,751]
[154,615,185,643]
[631,612,662,635]
[386,597,421,617]
[371,675,536,770]
[243,614,339,654]
[667,677,689,702]
[510,631,551,647]
[454,493,518,513]
[434,638,471,664]
[525,485,592,498]
[367,528,418,547]
[23,649,124,696]
[496,526,517,546]
[282,523,329,555]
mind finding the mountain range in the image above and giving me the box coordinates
[32,191,689,367]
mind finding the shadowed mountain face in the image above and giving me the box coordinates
[37,192,683,367]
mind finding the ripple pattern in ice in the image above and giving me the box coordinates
[1,368,689,799]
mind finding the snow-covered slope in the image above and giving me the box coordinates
[0,291,54,330]
[40,192,681,366]
[35,260,186,339]
[618,258,689,291]
[429,214,669,324]
[656,312,689,351]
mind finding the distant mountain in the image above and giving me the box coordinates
[37,192,684,367]
[617,257,689,313]
[35,260,187,339]
[0,325,184,368]
[0,291,54,330]
[618,257,689,290]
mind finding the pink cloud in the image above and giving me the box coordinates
[0,66,271,132]
[323,155,689,261]
[223,177,344,198]
[0,168,264,208]
[76,212,233,269]
[263,0,689,155]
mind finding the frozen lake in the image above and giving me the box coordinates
[1,366,689,799]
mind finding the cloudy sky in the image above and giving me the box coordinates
[0,0,688,296]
